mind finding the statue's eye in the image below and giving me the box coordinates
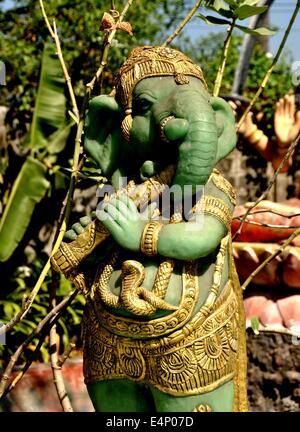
[133,97,153,115]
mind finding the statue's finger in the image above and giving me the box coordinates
[72,222,85,235]
[117,193,138,214]
[97,210,121,234]
[64,230,77,242]
[105,203,126,224]
[79,216,92,227]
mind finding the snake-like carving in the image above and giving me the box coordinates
[120,260,177,316]
[94,250,177,316]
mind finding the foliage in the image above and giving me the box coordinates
[184,32,292,131]
[0,157,50,261]
[0,259,85,367]
[200,0,275,36]
[0,0,186,134]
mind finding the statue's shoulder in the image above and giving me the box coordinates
[205,169,236,209]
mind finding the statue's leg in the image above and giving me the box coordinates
[148,381,234,412]
[87,380,156,412]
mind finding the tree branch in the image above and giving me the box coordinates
[162,0,203,47]
[247,323,300,340]
[232,133,300,241]
[39,0,79,122]
[241,226,300,290]
[0,289,78,399]
[213,19,236,97]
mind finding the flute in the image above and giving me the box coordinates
[51,165,175,275]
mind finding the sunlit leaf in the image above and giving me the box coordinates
[29,43,67,152]
[196,13,231,26]
[236,24,276,36]
[0,157,50,262]
[242,0,262,5]
[250,316,260,335]
[235,5,268,20]
[47,121,75,155]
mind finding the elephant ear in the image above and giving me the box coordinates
[84,95,124,178]
[210,97,237,163]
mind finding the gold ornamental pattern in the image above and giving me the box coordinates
[211,169,237,206]
[82,280,239,396]
[92,260,199,339]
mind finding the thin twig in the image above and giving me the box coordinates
[57,341,76,368]
[213,19,236,97]
[86,0,134,92]
[39,0,79,121]
[232,133,300,241]
[234,209,300,219]
[247,323,300,340]
[162,0,203,47]
[48,270,73,412]
[241,226,300,290]
[0,334,45,400]
[64,0,134,236]
[49,323,73,411]
[0,289,78,399]
[237,0,300,130]
[233,217,300,230]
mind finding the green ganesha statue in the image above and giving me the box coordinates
[51,46,248,412]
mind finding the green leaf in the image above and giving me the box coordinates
[0,157,50,262]
[209,6,234,18]
[196,13,231,26]
[242,0,262,5]
[47,121,75,155]
[250,316,260,335]
[210,0,230,11]
[29,43,67,152]
[235,24,276,36]
[223,0,239,7]
[235,5,268,20]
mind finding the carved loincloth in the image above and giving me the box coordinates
[82,267,239,397]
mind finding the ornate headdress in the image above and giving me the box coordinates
[115,46,207,141]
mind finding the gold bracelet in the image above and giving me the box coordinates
[141,221,163,256]
[244,124,257,139]
[203,196,233,231]
[248,129,264,145]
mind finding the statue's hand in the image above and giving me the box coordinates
[274,94,300,147]
[96,194,150,252]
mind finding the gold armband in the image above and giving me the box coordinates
[248,129,264,145]
[244,124,257,139]
[203,196,233,230]
[211,170,236,206]
[141,221,163,256]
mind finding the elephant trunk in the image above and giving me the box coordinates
[161,92,218,190]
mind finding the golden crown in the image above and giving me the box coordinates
[115,46,207,111]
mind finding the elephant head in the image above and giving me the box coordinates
[84,46,236,192]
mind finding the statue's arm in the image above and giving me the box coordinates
[157,216,228,261]
[156,176,235,261]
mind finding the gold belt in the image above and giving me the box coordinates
[82,279,239,396]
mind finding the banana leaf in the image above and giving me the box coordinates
[29,42,67,152]
[0,42,73,262]
[0,157,50,262]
